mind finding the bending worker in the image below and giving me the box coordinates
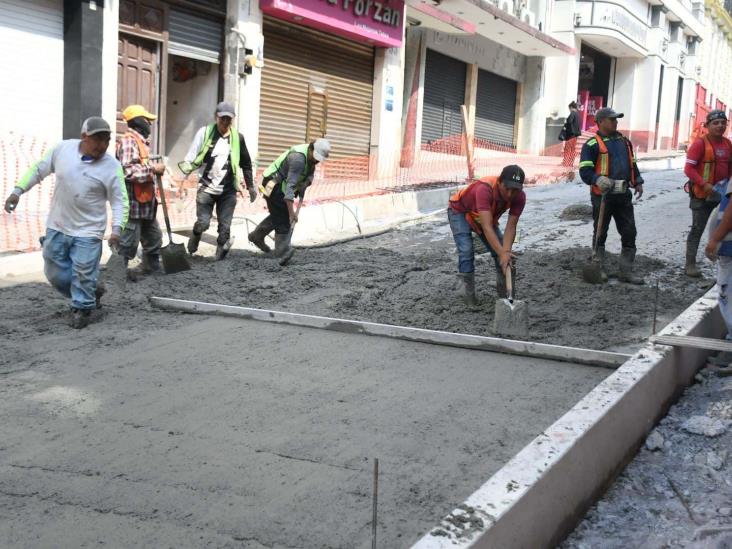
[116,104,165,276]
[579,107,644,285]
[3,117,128,329]
[181,101,255,261]
[447,165,526,306]
[684,109,732,277]
[248,139,331,261]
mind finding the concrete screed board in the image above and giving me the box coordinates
[0,316,608,548]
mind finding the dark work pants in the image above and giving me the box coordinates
[591,191,637,249]
[193,187,238,246]
[688,197,717,257]
[262,185,291,235]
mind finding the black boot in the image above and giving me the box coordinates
[249,219,274,253]
[187,232,201,254]
[597,246,609,283]
[619,247,644,285]
[685,236,702,278]
[215,237,234,261]
[274,233,291,259]
[459,273,478,306]
[141,254,161,274]
[69,309,91,329]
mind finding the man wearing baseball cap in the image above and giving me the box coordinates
[684,109,732,277]
[116,104,166,276]
[579,107,645,284]
[248,138,331,262]
[447,165,527,306]
[3,117,128,328]
[180,101,255,260]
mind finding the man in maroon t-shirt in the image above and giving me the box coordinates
[684,109,732,277]
[447,165,527,306]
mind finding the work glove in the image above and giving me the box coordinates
[4,193,19,213]
[248,187,257,203]
[595,176,614,194]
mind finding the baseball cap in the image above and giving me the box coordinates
[312,138,331,162]
[215,101,236,118]
[81,117,112,136]
[499,165,525,189]
[594,107,624,121]
[122,105,157,121]
[707,109,728,123]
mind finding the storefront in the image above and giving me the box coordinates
[258,0,404,178]
[117,0,226,163]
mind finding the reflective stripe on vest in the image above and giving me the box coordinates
[191,124,241,190]
[592,133,636,195]
[449,176,511,234]
[691,137,717,199]
[263,143,311,193]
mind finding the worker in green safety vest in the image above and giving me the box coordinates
[180,101,255,261]
[248,139,331,260]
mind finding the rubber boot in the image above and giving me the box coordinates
[187,232,201,255]
[69,309,91,329]
[597,246,609,283]
[492,258,507,299]
[459,273,478,307]
[141,253,161,274]
[248,219,273,253]
[274,233,291,258]
[685,237,702,278]
[215,238,234,261]
[95,279,106,309]
[618,247,644,285]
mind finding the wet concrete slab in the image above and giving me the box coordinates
[0,317,608,548]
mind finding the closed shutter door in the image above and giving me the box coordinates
[259,18,374,179]
[421,50,466,144]
[169,8,223,63]
[0,0,63,142]
[475,69,517,149]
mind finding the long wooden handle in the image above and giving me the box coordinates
[155,174,174,242]
[593,196,607,258]
[505,265,513,301]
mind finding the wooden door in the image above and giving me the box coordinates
[117,33,159,147]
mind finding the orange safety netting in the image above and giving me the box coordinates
[0,123,698,253]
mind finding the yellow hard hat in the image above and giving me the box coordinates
[122,105,157,121]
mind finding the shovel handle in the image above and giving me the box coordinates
[505,264,513,302]
[154,174,174,243]
[288,195,304,237]
[592,195,607,259]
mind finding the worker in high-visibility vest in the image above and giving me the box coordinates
[579,107,644,284]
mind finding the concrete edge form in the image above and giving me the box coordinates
[410,288,723,549]
[149,297,630,368]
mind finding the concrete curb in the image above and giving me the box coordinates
[411,288,723,549]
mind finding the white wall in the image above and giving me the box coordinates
[101,0,119,142]
[164,57,220,167]
[370,44,406,177]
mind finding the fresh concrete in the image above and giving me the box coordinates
[412,288,723,549]
[0,317,608,548]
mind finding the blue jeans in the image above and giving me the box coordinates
[447,208,502,273]
[717,256,732,340]
[42,228,103,310]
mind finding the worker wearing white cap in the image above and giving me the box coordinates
[248,138,331,262]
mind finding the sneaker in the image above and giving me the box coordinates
[215,237,234,261]
[69,309,91,329]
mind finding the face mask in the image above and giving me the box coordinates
[128,116,151,139]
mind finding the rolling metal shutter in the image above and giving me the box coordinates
[168,8,223,63]
[0,0,63,142]
[421,50,466,144]
[475,69,518,149]
[259,17,374,176]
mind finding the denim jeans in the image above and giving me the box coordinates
[447,208,502,273]
[42,228,103,310]
[193,187,238,245]
[717,256,732,339]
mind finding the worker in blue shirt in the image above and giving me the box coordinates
[579,107,644,285]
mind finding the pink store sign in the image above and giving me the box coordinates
[260,0,405,47]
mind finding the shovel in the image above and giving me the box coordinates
[279,195,304,266]
[582,194,607,284]
[493,266,529,338]
[155,173,191,274]
[104,242,127,289]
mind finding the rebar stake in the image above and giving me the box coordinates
[372,458,379,549]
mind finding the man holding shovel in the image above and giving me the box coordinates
[447,165,526,306]
[3,117,128,329]
[181,101,255,260]
[579,107,644,284]
[116,104,165,277]
[249,139,331,262]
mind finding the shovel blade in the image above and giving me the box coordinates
[105,253,127,289]
[161,242,191,274]
[582,260,604,284]
[493,298,529,338]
